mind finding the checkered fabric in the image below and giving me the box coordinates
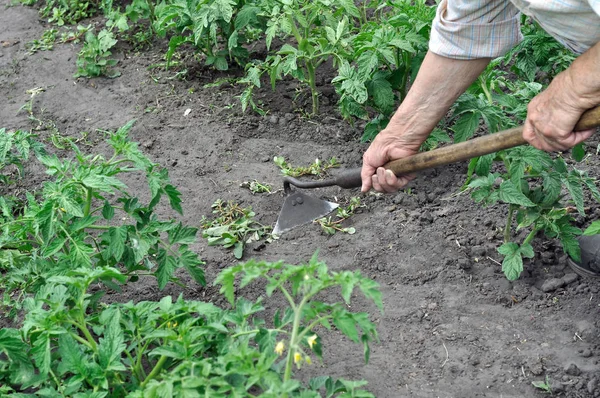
[429,0,600,59]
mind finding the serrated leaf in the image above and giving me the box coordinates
[565,174,585,215]
[451,112,480,143]
[333,314,359,343]
[108,226,127,261]
[498,181,536,207]
[179,246,205,285]
[31,333,51,377]
[98,313,126,372]
[164,184,183,215]
[168,223,198,245]
[156,249,177,289]
[0,328,30,365]
[498,243,523,280]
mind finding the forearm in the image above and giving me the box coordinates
[564,41,600,109]
[386,51,491,149]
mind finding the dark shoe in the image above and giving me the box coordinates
[567,235,600,278]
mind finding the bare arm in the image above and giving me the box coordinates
[361,51,491,192]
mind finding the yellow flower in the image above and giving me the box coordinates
[294,352,302,364]
[305,356,312,365]
[275,341,285,356]
[307,334,317,349]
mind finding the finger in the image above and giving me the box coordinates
[371,175,383,192]
[361,164,376,193]
[558,128,595,149]
[376,167,398,193]
[523,121,563,152]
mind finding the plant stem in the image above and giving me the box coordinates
[479,75,493,104]
[504,205,516,243]
[141,355,168,387]
[306,61,318,115]
[84,187,93,217]
[523,227,540,246]
[283,295,309,389]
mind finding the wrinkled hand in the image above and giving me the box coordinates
[360,128,420,193]
[523,72,595,152]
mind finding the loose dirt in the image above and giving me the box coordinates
[1,4,599,397]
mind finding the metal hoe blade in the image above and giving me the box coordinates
[273,191,339,235]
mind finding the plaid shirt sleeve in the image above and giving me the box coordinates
[429,0,523,60]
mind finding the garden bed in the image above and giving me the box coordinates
[1,2,600,397]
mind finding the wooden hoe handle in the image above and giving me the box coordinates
[383,104,600,176]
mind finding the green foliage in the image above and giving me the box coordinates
[0,129,44,185]
[334,0,435,137]
[467,150,599,279]
[316,197,361,235]
[201,200,272,259]
[215,253,382,395]
[154,0,264,70]
[0,121,205,311]
[34,0,96,25]
[75,29,120,78]
[274,156,340,177]
[26,29,58,54]
[0,252,378,396]
[240,179,272,194]
[532,376,553,394]
[503,18,575,83]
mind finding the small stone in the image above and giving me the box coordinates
[581,349,593,358]
[142,140,154,149]
[385,205,396,213]
[541,278,566,293]
[268,115,279,124]
[565,363,581,376]
[420,211,433,224]
[427,302,438,310]
[551,382,565,393]
[588,378,598,394]
[457,258,471,270]
[470,245,487,257]
[563,273,579,285]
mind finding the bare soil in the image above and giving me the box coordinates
[1,3,600,397]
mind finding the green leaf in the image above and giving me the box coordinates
[59,194,84,217]
[42,236,67,257]
[572,143,585,162]
[156,249,177,289]
[168,223,198,245]
[451,112,480,143]
[497,242,523,281]
[565,174,585,215]
[179,246,206,286]
[98,313,126,372]
[102,200,114,220]
[333,313,359,343]
[583,220,600,236]
[474,154,494,177]
[31,333,51,377]
[233,241,244,259]
[108,226,127,261]
[164,184,183,215]
[498,181,536,207]
[0,328,30,365]
[57,334,87,376]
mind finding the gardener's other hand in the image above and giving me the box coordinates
[523,57,598,152]
[360,125,420,193]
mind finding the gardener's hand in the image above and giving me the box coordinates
[524,42,600,152]
[523,71,595,151]
[360,126,420,193]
